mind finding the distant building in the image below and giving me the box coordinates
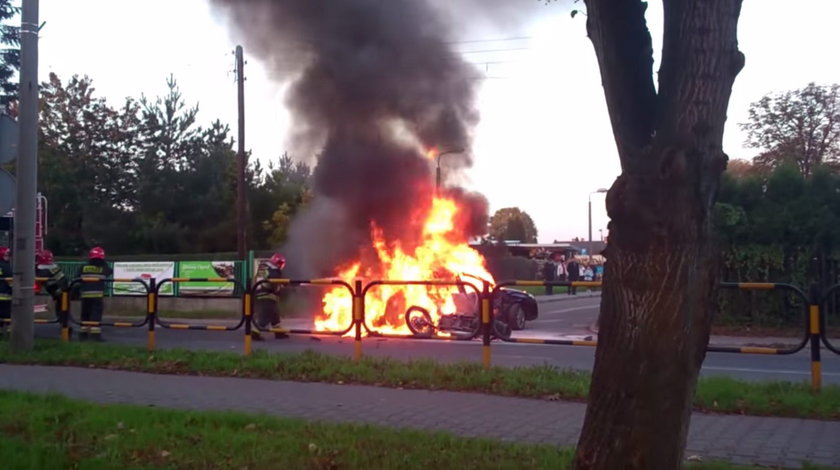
[469,240,579,260]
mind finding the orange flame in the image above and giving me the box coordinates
[315,196,494,335]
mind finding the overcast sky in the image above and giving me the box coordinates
[35,0,840,243]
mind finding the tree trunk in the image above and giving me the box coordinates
[573,0,744,468]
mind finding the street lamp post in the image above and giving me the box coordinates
[588,188,608,246]
[434,148,464,193]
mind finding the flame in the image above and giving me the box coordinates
[315,196,494,336]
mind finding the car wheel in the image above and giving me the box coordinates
[506,303,526,330]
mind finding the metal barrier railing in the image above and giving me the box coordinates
[714,283,811,355]
[1,276,58,326]
[14,275,836,392]
[249,278,357,357]
[820,284,840,357]
[153,277,247,354]
[64,277,151,328]
[361,280,483,339]
[361,280,494,368]
[717,282,819,392]
[154,277,245,331]
[55,277,153,347]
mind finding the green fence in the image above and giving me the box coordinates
[55,259,251,298]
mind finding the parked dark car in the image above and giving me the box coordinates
[496,287,539,330]
[454,273,539,330]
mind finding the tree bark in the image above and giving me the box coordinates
[573,1,744,468]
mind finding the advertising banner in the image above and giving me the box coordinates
[112,261,175,296]
[177,261,236,296]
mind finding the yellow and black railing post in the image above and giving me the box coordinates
[353,280,363,362]
[809,284,822,392]
[481,281,492,370]
[244,279,253,356]
[59,290,70,342]
[147,278,157,352]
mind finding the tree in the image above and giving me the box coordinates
[741,83,840,178]
[724,158,761,180]
[133,76,217,254]
[488,207,538,243]
[251,152,312,248]
[569,1,744,468]
[39,73,141,254]
[0,0,19,107]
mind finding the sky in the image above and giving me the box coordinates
[34,0,840,243]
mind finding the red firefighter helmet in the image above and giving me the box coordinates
[0,246,9,261]
[270,253,286,268]
[36,249,54,265]
[89,246,106,260]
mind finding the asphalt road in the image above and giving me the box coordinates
[32,294,840,384]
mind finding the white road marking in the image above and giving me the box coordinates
[540,305,600,315]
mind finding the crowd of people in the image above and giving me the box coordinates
[540,252,604,295]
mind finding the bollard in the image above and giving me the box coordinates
[481,282,491,370]
[59,290,70,342]
[147,278,157,352]
[244,284,253,357]
[809,284,822,392]
[353,280,363,362]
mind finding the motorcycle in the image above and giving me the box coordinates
[404,274,512,340]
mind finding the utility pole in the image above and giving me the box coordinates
[587,188,608,253]
[11,0,39,351]
[434,148,464,194]
[235,45,247,261]
[587,198,592,245]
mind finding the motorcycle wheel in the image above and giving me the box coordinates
[405,306,435,338]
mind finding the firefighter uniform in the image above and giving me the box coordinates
[36,250,68,321]
[0,248,11,335]
[79,252,112,341]
[252,253,287,340]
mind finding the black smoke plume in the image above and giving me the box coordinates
[209,0,490,277]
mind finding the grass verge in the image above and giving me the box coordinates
[0,390,809,470]
[1,340,839,420]
[0,389,571,470]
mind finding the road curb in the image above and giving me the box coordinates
[587,321,832,349]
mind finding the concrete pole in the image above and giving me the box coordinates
[235,46,247,260]
[10,0,39,351]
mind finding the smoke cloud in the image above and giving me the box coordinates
[209,0,492,276]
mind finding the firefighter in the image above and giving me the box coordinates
[79,246,112,341]
[252,253,287,340]
[35,249,68,327]
[0,247,11,336]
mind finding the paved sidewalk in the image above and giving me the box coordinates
[1,365,838,467]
